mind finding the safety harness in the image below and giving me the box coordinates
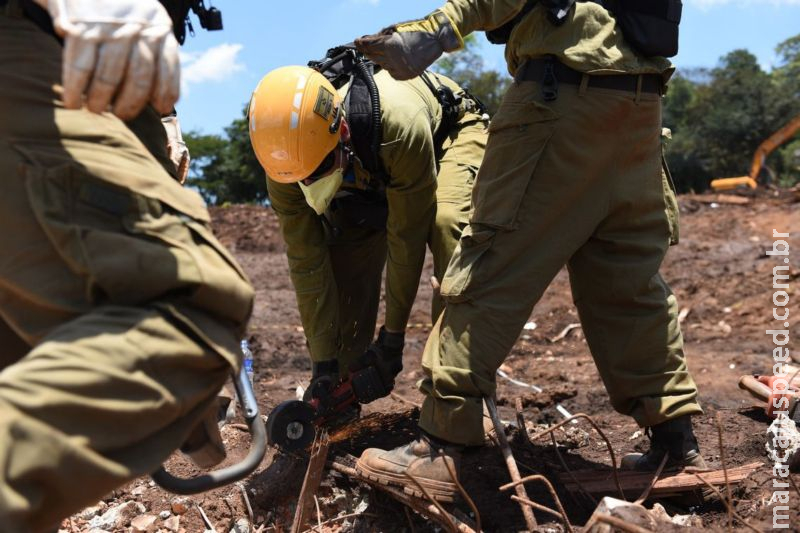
[486,0,683,58]
[309,44,478,184]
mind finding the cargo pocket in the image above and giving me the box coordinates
[23,162,253,326]
[439,223,496,303]
[661,148,680,246]
[470,99,557,230]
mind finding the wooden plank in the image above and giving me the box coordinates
[559,462,762,497]
[290,432,330,533]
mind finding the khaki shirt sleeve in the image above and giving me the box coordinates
[440,0,528,35]
[381,110,438,332]
[267,178,340,361]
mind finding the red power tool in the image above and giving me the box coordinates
[266,364,387,451]
[739,373,800,420]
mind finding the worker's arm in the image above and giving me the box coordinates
[267,179,341,363]
[440,0,530,34]
[381,111,439,333]
[355,0,527,79]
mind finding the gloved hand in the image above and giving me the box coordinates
[355,10,464,81]
[35,0,180,120]
[162,114,191,184]
[303,360,340,403]
[349,326,405,403]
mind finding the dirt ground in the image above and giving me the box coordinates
[63,190,800,533]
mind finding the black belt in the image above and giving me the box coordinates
[515,57,663,96]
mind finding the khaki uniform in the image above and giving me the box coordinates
[268,70,488,370]
[0,12,254,532]
[418,0,702,446]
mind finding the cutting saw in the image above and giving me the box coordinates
[267,364,388,451]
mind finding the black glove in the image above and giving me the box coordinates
[303,360,339,404]
[349,326,405,403]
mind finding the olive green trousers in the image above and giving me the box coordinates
[0,14,254,532]
[326,120,487,370]
[418,79,702,446]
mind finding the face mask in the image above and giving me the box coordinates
[298,167,344,215]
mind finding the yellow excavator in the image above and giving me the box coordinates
[711,114,800,191]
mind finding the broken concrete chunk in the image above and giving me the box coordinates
[163,515,181,532]
[229,517,250,533]
[131,514,158,533]
[88,501,146,530]
[78,502,107,521]
[766,414,800,471]
[170,497,190,515]
[586,497,698,532]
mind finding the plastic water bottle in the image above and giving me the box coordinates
[241,339,255,388]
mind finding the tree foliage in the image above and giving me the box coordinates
[663,36,800,191]
[184,108,267,205]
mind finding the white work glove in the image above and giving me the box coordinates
[161,114,190,184]
[34,0,180,120]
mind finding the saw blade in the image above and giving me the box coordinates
[266,400,316,452]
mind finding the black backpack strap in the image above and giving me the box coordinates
[310,45,390,185]
[486,0,538,44]
[420,72,462,165]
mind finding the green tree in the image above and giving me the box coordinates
[662,75,711,192]
[184,107,267,205]
[433,35,511,116]
[772,34,800,186]
[774,34,800,102]
[685,49,789,184]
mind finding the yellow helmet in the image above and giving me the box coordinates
[248,66,342,183]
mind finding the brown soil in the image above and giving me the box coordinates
[64,190,800,532]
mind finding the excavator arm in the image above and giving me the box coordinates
[711,114,800,191]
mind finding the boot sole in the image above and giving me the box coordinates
[355,458,458,502]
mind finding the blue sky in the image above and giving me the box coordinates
[176,0,800,135]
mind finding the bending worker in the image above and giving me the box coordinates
[352,0,707,501]
[249,57,487,410]
[0,0,253,530]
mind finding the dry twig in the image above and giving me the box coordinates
[304,511,379,533]
[405,472,458,533]
[329,461,476,533]
[291,432,330,533]
[592,513,653,533]
[549,431,597,508]
[313,495,323,532]
[500,474,573,533]
[691,473,762,533]
[197,504,218,533]
[634,454,668,504]
[715,413,733,533]
[239,483,255,525]
[508,495,564,521]
[550,323,581,343]
[485,396,538,530]
[528,413,626,500]
[442,452,481,532]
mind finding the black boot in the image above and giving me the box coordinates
[621,415,707,471]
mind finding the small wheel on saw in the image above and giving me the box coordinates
[266,400,316,452]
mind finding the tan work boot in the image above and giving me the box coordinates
[621,415,708,471]
[356,433,463,502]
